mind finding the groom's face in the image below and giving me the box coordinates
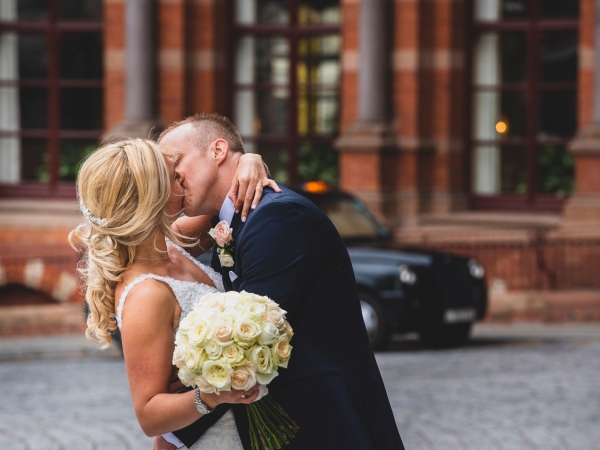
[159,123,220,217]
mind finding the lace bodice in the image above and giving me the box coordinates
[116,240,224,329]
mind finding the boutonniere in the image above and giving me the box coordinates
[208,220,235,267]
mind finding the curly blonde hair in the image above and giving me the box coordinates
[70,138,189,348]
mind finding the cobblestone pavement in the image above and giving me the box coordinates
[0,324,598,449]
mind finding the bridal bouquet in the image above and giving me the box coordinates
[172,290,298,450]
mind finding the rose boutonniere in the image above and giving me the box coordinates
[208,220,235,267]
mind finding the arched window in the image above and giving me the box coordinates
[231,0,341,184]
[469,0,578,211]
[0,0,103,198]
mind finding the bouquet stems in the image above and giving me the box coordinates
[247,394,299,450]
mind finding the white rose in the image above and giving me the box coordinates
[202,360,233,391]
[234,318,261,348]
[219,251,234,268]
[179,310,201,333]
[245,301,267,322]
[172,344,186,368]
[222,344,246,366]
[184,347,206,373]
[194,375,217,394]
[199,292,224,310]
[256,369,279,385]
[271,336,292,369]
[175,329,189,347]
[213,321,234,346]
[188,318,213,347]
[231,365,257,391]
[247,345,273,375]
[264,309,285,330]
[239,291,255,305]
[221,308,241,326]
[205,339,223,360]
[258,321,280,346]
[178,368,197,387]
[222,292,241,309]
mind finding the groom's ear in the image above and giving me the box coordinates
[213,138,229,165]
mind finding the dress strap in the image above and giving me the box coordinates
[166,238,225,292]
[116,273,173,329]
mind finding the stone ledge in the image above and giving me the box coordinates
[0,303,85,337]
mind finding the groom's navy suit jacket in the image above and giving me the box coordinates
[173,186,404,449]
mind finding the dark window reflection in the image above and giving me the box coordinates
[59,139,97,181]
[540,31,578,83]
[501,32,527,83]
[502,0,528,19]
[255,37,289,84]
[20,88,48,129]
[537,145,574,196]
[21,138,48,182]
[256,89,288,135]
[299,0,340,24]
[541,0,578,18]
[18,34,47,78]
[500,91,527,138]
[539,90,577,138]
[59,0,103,20]
[60,88,103,129]
[256,143,287,182]
[17,0,48,21]
[500,146,527,194]
[60,33,103,79]
[257,0,289,24]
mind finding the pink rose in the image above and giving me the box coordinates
[209,220,233,247]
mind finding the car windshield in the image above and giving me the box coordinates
[315,196,389,240]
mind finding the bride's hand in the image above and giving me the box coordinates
[201,383,262,409]
[229,154,281,222]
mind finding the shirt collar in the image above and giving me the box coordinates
[219,196,235,225]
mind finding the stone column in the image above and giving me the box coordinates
[335,0,400,224]
[104,0,163,140]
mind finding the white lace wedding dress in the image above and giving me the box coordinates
[116,240,244,450]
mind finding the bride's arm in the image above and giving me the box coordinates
[172,153,280,257]
[120,280,260,437]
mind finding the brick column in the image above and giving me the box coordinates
[565,0,600,221]
[104,0,163,140]
[336,0,401,224]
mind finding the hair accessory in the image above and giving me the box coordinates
[79,199,107,227]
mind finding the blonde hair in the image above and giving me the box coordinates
[70,138,189,348]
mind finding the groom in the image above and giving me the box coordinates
[158,113,404,450]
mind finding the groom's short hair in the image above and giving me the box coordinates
[158,113,245,154]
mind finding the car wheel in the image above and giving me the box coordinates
[359,292,388,350]
[419,323,472,348]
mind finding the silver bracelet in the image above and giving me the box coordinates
[194,387,213,415]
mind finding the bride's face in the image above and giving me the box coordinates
[165,158,184,219]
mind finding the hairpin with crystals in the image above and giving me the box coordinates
[79,198,107,227]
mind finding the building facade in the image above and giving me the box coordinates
[1,0,600,314]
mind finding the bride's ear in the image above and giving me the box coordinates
[213,139,229,165]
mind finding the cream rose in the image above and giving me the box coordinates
[202,360,233,391]
[272,336,292,369]
[234,318,261,347]
[184,347,205,373]
[247,345,273,375]
[245,301,267,322]
[187,318,213,347]
[205,339,223,360]
[179,310,201,333]
[219,252,234,268]
[178,368,196,386]
[172,343,186,368]
[213,322,234,346]
[209,220,233,247]
[194,374,217,394]
[231,365,257,391]
[258,321,280,346]
[222,344,246,365]
[264,309,286,330]
[199,292,224,310]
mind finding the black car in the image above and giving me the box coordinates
[197,182,487,349]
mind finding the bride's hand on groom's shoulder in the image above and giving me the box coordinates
[230,153,281,221]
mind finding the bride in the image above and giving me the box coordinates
[70,138,278,449]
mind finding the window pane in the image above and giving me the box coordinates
[298,35,341,84]
[235,0,289,24]
[59,139,97,181]
[59,0,103,20]
[0,138,20,183]
[255,143,288,183]
[17,0,48,21]
[537,145,574,196]
[298,142,338,184]
[20,87,47,129]
[299,1,340,25]
[540,31,578,83]
[472,145,527,195]
[234,89,288,137]
[474,32,527,86]
[19,34,47,78]
[21,138,48,182]
[539,90,577,138]
[472,91,527,139]
[298,88,338,136]
[256,37,289,84]
[541,0,578,18]
[60,88,103,129]
[474,0,528,21]
[60,33,103,79]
